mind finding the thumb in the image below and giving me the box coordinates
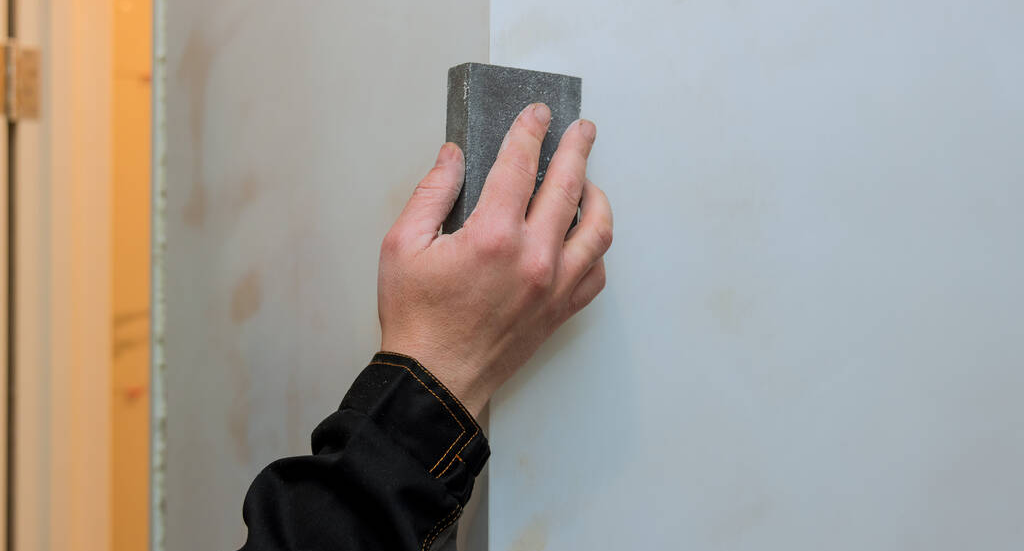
[394,143,465,248]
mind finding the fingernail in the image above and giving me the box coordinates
[438,142,457,163]
[531,103,552,124]
[579,119,597,141]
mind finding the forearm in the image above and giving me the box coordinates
[238,352,488,551]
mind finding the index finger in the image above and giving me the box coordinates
[472,103,552,223]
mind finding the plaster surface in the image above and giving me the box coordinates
[490,1,1024,549]
[159,2,487,548]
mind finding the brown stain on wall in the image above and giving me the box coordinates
[227,173,264,229]
[517,454,537,485]
[706,287,754,335]
[509,515,548,551]
[174,11,251,228]
[709,496,772,545]
[233,173,262,211]
[182,183,206,227]
[177,26,214,228]
[226,348,252,463]
[231,270,262,323]
[227,267,262,461]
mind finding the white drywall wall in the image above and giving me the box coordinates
[489,1,1024,549]
[158,1,1024,549]
[157,2,487,549]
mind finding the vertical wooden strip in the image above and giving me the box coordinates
[12,0,112,549]
[111,0,152,549]
[0,0,9,548]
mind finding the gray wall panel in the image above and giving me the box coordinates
[158,2,487,548]
[490,1,1024,549]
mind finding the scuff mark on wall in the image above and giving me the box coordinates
[177,26,214,228]
[708,495,772,546]
[230,269,262,323]
[706,287,755,335]
[226,348,252,462]
[509,515,548,551]
[176,14,251,230]
[232,173,262,211]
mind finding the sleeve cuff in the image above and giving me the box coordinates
[338,351,490,496]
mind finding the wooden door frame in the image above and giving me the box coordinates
[1,0,9,547]
[10,0,112,550]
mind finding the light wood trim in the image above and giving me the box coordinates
[11,0,112,550]
[0,0,9,546]
[111,0,152,549]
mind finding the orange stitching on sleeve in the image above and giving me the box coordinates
[429,433,463,473]
[378,351,478,422]
[422,504,462,551]
[435,448,465,478]
[436,457,456,478]
[436,426,480,478]
[367,361,465,431]
[374,353,483,478]
[368,361,464,472]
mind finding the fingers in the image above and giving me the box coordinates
[562,179,613,284]
[564,258,606,319]
[391,143,465,249]
[473,103,551,223]
[527,119,596,246]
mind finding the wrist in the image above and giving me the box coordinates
[379,339,493,418]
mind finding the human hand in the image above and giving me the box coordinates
[377,103,613,417]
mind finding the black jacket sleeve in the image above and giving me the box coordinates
[238,351,490,551]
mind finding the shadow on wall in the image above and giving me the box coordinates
[493,289,639,543]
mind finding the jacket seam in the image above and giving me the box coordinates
[378,351,480,428]
[422,504,462,551]
[368,360,467,475]
[376,352,481,478]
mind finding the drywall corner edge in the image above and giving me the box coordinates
[149,0,168,550]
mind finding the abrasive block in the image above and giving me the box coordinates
[443,63,582,233]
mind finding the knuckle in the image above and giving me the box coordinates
[501,148,538,183]
[553,172,583,207]
[380,230,404,255]
[565,148,588,168]
[414,172,451,198]
[476,225,520,258]
[567,275,605,315]
[594,221,614,253]
[520,255,556,292]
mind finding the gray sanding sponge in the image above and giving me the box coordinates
[442,62,582,233]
